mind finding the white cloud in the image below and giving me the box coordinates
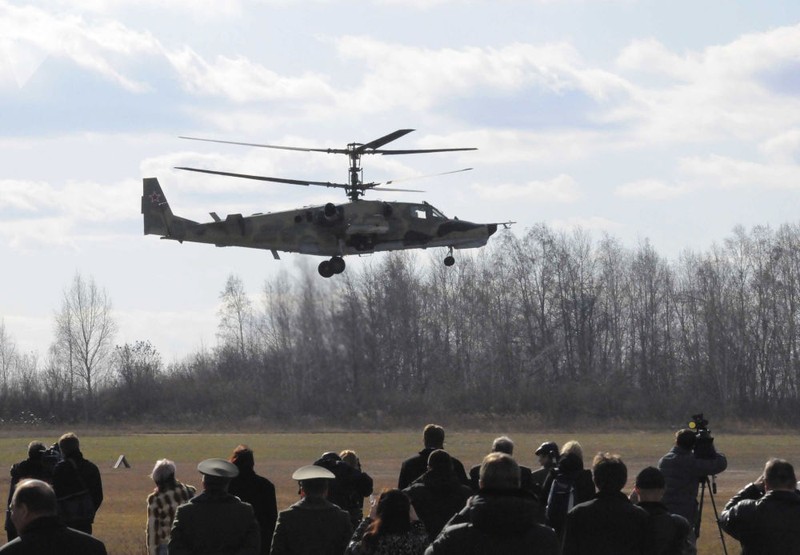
[615,179,687,200]
[760,130,800,163]
[473,174,581,202]
[679,154,800,190]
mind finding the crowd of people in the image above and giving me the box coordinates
[2,426,799,554]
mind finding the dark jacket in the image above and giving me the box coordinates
[403,469,473,541]
[314,456,373,527]
[5,457,52,540]
[270,496,352,555]
[169,490,261,555]
[561,491,649,555]
[51,453,103,530]
[530,465,557,507]
[228,469,278,555]
[658,445,727,526]
[424,490,558,555]
[347,517,428,555]
[398,449,469,490]
[720,486,800,554]
[637,501,692,555]
[545,453,595,537]
[0,515,107,555]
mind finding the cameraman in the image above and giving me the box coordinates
[658,428,727,553]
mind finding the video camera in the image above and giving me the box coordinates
[688,413,716,460]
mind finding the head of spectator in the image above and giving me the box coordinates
[340,450,361,470]
[292,464,335,499]
[58,432,80,459]
[151,459,177,492]
[362,489,413,548]
[535,441,559,468]
[764,458,796,492]
[229,444,255,473]
[426,449,454,476]
[198,458,239,493]
[492,436,514,456]
[634,466,666,502]
[675,429,697,451]
[561,440,584,461]
[9,479,57,535]
[592,452,628,494]
[27,441,46,460]
[423,424,445,450]
[479,452,521,491]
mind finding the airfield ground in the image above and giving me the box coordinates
[1,430,798,554]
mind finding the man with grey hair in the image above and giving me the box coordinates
[720,458,800,553]
[0,479,107,554]
[169,459,260,555]
[425,453,557,554]
[468,436,535,495]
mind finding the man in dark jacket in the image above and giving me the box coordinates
[0,479,107,555]
[51,433,103,535]
[404,449,473,542]
[170,458,260,555]
[561,452,648,555]
[720,458,800,554]
[468,436,535,496]
[530,441,559,506]
[228,445,278,555]
[270,465,352,555]
[633,466,692,555]
[399,425,469,489]
[313,451,373,527]
[5,442,51,541]
[425,453,558,555]
[658,428,727,536]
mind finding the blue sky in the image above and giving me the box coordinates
[2,0,800,361]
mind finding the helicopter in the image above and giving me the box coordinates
[141,129,511,277]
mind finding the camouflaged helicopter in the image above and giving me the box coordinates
[141,129,511,277]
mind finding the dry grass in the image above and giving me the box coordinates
[2,429,798,554]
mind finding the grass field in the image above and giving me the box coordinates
[2,429,798,554]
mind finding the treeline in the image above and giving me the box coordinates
[2,222,800,426]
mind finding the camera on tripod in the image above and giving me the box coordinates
[689,413,717,460]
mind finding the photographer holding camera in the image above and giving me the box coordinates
[658,419,727,554]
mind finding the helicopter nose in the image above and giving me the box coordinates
[487,223,498,236]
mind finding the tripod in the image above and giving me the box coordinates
[696,475,728,555]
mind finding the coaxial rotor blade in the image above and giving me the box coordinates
[375,167,473,186]
[174,166,348,189]
[375,147,477,155]
[361,183,425,193]
[356,129,415,153]
[179,136,347,155]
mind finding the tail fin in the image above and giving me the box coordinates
[141,177,174,236]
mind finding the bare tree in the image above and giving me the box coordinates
[54,273,117,421]
[218,274,254,358]
[0,319,18,402]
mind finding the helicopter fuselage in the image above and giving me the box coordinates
[142,177,497,259]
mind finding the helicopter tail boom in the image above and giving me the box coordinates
[142,177,197,240]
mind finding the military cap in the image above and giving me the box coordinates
[197,458,239,478]
[535,441,559,456]
[292,464,335,481]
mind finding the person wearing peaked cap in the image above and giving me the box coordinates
[530,441,559,508]
[269,465,352,555]
[168,458,260,555]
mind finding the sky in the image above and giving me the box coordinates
[2,0,800,362]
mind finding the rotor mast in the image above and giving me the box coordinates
[346,143,365,201]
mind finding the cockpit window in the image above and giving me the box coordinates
[411,204,447,220]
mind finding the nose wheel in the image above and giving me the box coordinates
[443,247,455,267]
[318,256,346,278]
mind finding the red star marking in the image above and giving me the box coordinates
[149,192,162,204]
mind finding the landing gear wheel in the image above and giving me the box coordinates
[444,255,455,267]
[318,260,334,278]
[330,256,346,274]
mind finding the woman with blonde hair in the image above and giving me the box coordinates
[146,459,195,555]
[545,440,596,539]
